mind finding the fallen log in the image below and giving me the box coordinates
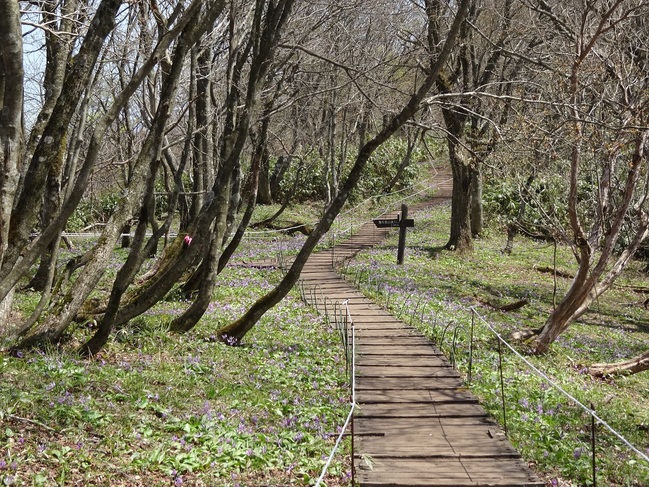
[481,298,529,312]
[252,221,312,235]
[589,350,649,377]
[535,266,573,279]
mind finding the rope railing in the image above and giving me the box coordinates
[297,287,357,487]
[346,266,649,485]
[468,306,649,466]
[314,302,356,487]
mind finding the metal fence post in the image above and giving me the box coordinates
[591,403,597,487]
[468,309,476,384]
[497,337,508,436]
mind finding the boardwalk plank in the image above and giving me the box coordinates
[355,417,520,458]
[356,402,488,418]
[356,389,478,404]
[356,376,466,390]
[356,458,543,486]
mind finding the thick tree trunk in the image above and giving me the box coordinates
[4,0,122,276]
[446,140,473,252]
[189,44,211,221]
[0,0,25,335]
[170,222,227,333]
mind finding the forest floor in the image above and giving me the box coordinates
[342,201,649,487]
[2,179,649,486]
[1,200,354,487]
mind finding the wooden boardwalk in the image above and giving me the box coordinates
[298,173,543,486]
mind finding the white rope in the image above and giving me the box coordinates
[469,306,649,465]
[314,400,355,487]
[314,301,356,487]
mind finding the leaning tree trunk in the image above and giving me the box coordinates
[79,163,157,356]
[170,203,229,333]
[0,0,205,308]
[174,128,263,330]
[218,0,472,342]
[17,8,211,349]
[94,0,282,329]
[532,271,592,354]
[531,132,648,354]
[3,0,122,281]
[17,135,158,348]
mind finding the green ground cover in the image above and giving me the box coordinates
[342,201,649,487]
[1,261,351,486]
[4,182,649,486]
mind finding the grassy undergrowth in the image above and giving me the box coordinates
[2,262,351,486]
[342,202,649,487]
[234,175,438,264]
[0,177,436,487]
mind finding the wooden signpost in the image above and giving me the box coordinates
[373,204,414,264]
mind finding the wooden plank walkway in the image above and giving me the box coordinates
[298,172,543,486]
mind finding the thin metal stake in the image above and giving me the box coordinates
[497,337,508,435]
[351,409,355,485]
[350,320,356,486]
[591,403,597,487]
[468,309,476,384]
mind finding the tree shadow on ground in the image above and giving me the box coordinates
[423,245,448,259]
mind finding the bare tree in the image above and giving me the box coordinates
[426,0,529,251]
[217,0,472,343]
[510,0,649,357]
[4,1,224,347]
[0,0,24,334]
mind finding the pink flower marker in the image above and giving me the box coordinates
[183,235,193,246]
